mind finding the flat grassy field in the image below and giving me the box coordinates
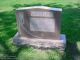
[0,0,80,60]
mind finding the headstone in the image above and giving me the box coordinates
[13,6,66,51]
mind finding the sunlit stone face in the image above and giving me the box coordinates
[30,10,55,32]
[30,18,55,32]
[16,6,61,39]
[30,10,53,17]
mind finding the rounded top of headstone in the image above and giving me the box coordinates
[16,6,62,11]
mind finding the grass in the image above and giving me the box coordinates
[17,48,62,60]
[0,0,80,60]
[0,0,79,11]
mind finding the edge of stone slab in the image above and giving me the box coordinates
[16,6,62,11]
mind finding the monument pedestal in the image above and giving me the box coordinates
[13,32,66,51]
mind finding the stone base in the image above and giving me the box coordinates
[13,32,66,51]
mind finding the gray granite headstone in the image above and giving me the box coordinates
[13,6,66,51]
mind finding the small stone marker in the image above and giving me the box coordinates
[13,6,66,51]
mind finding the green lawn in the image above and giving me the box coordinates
[0,0,80,60]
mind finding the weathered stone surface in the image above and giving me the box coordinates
[13,32,66,51]
[13,6,66,52]
[16,6,62,40]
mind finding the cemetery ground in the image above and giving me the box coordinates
[0,0,80,60]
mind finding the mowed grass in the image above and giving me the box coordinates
[0,0,79,11]
[0,0,80,60]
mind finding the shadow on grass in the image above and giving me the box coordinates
[0,3,80,60]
